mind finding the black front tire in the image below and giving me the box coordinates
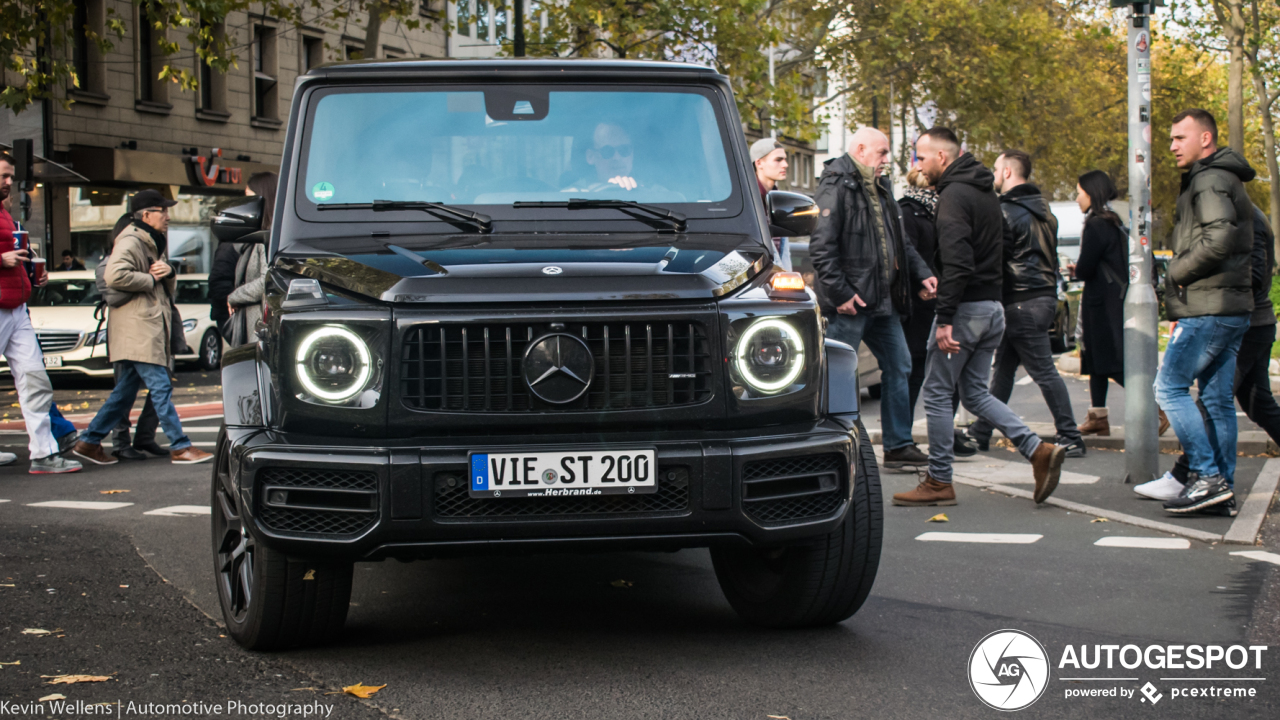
[211,429,353,651]
[711,421,883,628]
[199,328,223,371]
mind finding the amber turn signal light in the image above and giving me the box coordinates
[770,272,806,292]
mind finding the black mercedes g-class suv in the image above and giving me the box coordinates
[210,58,881,650]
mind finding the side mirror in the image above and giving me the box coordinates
[212,196,265,243]
[767,190,819,237]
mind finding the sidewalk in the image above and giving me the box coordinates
[862,419,1280,455]
[0,400,224,432]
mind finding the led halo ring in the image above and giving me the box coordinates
[734,317,805,393]
[295,326,372,401]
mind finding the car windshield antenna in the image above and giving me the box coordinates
[513,199,687,232]
[318,200,493,233]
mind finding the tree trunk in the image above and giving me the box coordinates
[1224,0,1246,153]
[1252,77,1280,269]
[363,1,385,60]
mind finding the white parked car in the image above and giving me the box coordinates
[0,271,225,377]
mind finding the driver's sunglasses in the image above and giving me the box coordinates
[594,143,633,160]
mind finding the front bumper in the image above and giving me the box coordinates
[226,420,858,561]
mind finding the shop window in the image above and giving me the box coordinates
[345,44,364,60]
[495,3,507,42]
[70,0,106,98]
[476,0,489,41]
[252,25,279,123]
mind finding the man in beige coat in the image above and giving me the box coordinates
[73,190,212,465]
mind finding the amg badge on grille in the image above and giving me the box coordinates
[523,333,594,403]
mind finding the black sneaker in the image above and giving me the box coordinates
[56,431,79,456]
[1195,497,1238,517]
[954,429,977,457]
[883,444,929,469]
[134,441,169,457]
[964,431,990,452]
[1163,473,1233,514]
[113,446,148,461]
[1053,434,1087,458]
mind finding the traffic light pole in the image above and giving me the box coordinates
[1121,1,1160,484]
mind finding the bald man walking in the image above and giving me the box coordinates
[812,127,938,469]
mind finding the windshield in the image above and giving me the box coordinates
[300,86,734,209]
[175,279,209,304]
[29,280,101,307]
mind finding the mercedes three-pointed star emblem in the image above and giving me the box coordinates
[522,333,594,404]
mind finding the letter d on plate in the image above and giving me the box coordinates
[471,454,489,491]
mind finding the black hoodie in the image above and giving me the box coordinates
[999,183,1059,302]
[933,153,1004,325]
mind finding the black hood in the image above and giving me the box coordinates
[273,232,768,304]
[1000,183,1050,222]
[1190,147,1257,183]
[936,152,994,195]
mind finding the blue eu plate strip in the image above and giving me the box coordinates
[471,454,489,491]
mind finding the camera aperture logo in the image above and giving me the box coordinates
[969,629,1051,711]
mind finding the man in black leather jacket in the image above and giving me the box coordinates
[811,127,937,469]
[967,150,1084,457]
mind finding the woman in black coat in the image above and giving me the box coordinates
[1070,170,1127,435]
[899,167,939,415]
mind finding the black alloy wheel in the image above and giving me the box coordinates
[200,328,223,371]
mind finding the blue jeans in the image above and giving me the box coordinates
[1154,314,1250,483]
[922,301,1042,482]
[827,311,914,450]
[82,361,191,451]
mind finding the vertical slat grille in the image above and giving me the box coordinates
[401,321,712,413]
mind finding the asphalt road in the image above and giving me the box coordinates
[0,371,1277,718]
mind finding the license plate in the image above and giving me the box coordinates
[43,356,62,367]
[469,449,658,498]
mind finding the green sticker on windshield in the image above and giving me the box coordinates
[312,182,335,201]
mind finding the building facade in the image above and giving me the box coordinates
[1,0,449,271]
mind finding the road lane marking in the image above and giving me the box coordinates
[1230,550,1280,566]
[144,505,211,517]
[1225,457,1280,545]
[27,500,133,510]
[1094,537,1190,549]
[916,532,1043,544]
[1015,375,1034,386]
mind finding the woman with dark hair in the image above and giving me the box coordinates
[1071,170,1128,435]
[227,172,277,346]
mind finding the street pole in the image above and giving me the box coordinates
[513,0,525,57]
[1118,1,1161,484]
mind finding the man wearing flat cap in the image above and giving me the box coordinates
[74,189,213,466]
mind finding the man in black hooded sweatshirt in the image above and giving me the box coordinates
[892,128,1064,507]
[966,149,1084,458]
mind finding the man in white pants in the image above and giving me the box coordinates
[0,153,82,473]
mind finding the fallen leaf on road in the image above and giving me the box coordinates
[42,674,113,685]
[0,584,14,587]
[1090,517,1109,523]
[99,490,130,495]
[1,660,19,667]
[926,513,949,523]
[302,570,315,581]
[610,579,633,588]
[119,585,128,588]
[341,683,386,699]
[38,694,66,702]
[21,629,50,636]
[290,687,317,692]
[768,716,792,719]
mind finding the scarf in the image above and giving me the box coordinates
[903,186,939,217]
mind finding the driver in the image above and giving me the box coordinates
[563,123,639,193]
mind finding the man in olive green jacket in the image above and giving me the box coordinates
[73,190,213,466]
[1150,109,1255,515]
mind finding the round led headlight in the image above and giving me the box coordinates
[733,318,805,393]
[295,326,372,402]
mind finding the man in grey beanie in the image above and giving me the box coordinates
[750,137,792,269]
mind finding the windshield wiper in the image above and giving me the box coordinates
[513,199,687,232]
[318,200,492,233]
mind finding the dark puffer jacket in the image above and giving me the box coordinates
[933,153,1004,325]
[810,154,932,318]
[999,183,1059,303]
[1250,205,1276,327]
[1165,147,1256,319]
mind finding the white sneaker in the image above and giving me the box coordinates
[0,451,15,466]
[1134,472,1185,500]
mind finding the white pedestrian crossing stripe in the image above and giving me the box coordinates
[1095,537,1190,549]
[0,499,9,503]
[1230,550,1280,566]
[1015,375,1034,386]
[144,505,211,517]
[916,532,1043,544]
[956,465,1099,485]
[27,500,133,510]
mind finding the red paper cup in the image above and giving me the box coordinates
[32,258,47,286]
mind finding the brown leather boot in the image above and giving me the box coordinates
[1158,407,1170,436]
[892,473,957,506]
[1030,442,1065,504]
[1078,408,1110,436]
[72,440,118,466]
